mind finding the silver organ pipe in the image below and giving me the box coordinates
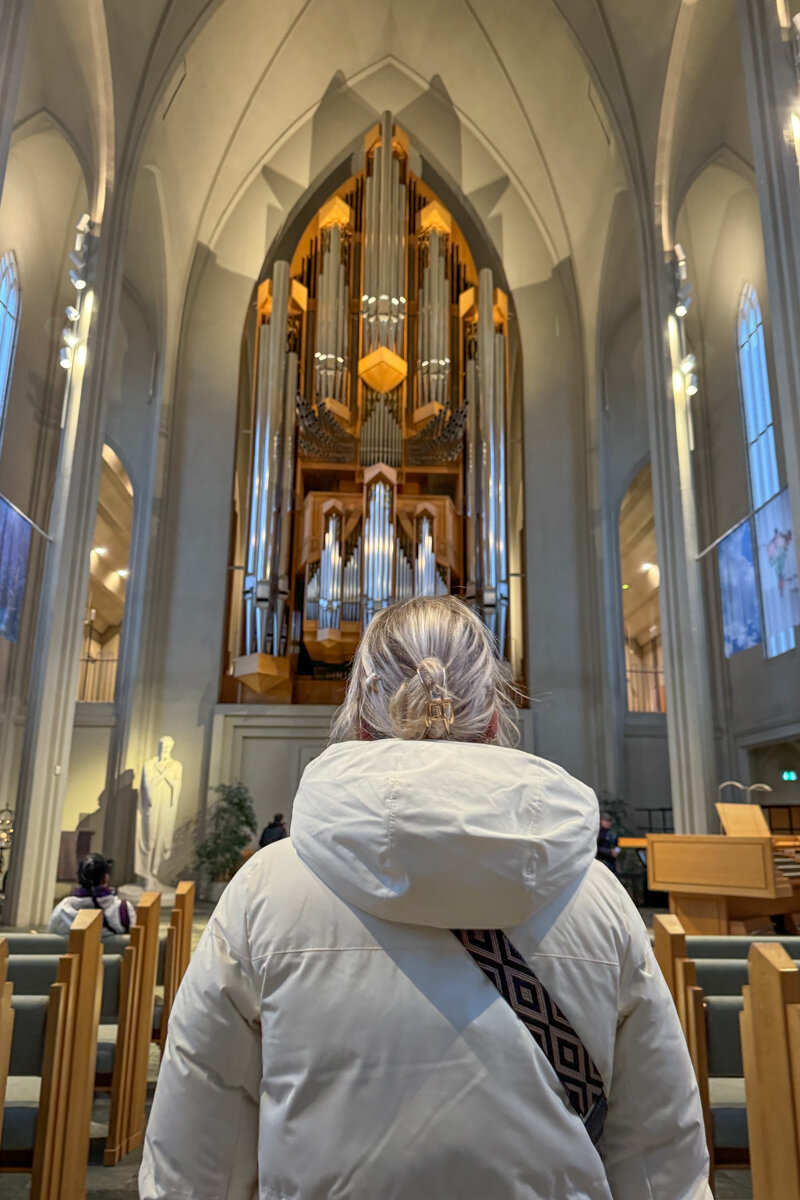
[414,515,436,596]
[245,261,289,654]
[245,321,270,654]
[304,562,320,622]
[362,479,395,626]
[361,112,406,356]
[342,536,361,623]
[318,511,343,633]
[494,328,509,599]
[273,347,298,655]
[396,541,413,602]
[477,267,498,608]
[360,393,402,467]
[315,225,349,406]
[465,350,478,595]
[417,230,450,410]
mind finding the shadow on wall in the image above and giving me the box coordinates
[158,815,201,886]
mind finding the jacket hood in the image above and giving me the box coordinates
[290,739,599,929]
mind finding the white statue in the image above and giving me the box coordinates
[135,735,183,887]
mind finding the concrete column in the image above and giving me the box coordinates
[638,235,718,834]
[0,0,32,200]
[4,193,126,927]
[737,0,800,571]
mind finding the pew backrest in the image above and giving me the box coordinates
[741,944,800,1200]
[0,940,13,1142]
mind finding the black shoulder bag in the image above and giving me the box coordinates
[453,928,608,1146]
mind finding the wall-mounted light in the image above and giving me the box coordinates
[65,304,80,323]
[61,326,79,348]
[69,269,86,291]
[117,568,129,579]
[92,546,107,557]
[59,346,72,370]
[641,562,653,572]
[672,244,692,317]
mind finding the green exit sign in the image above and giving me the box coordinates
[783,770,799,782]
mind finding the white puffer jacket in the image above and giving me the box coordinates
[140,740,711,1200]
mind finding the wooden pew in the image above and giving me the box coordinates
[652,911,800,1009]
[653,913,686,1004]
[741,943,800,1200]
[0,940,13,1140]
[104,890,160,1165]
[0,908,103,1200]
[156,881,195,1051]
[4,893,161,1168]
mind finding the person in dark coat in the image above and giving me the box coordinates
[259,813,289,848]
[596,812,620,874]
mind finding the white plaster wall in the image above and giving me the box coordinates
[61,713,114,833]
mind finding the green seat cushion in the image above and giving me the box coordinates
[710,1077,748,1149]
[7,955,59,996]
[1,1078,41,1154]
[2,932,128,956]
[686,936,800,959]
[706,996,744,1077]
[9,996,49,1077]
[100,955,122,1023]
[96,1025,117,1077]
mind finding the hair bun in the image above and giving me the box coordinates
[415,656,447,699]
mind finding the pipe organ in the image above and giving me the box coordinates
[225,114,523,704]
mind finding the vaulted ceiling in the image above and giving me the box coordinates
[11,0,754,371]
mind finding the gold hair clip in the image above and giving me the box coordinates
[425,697,454,733]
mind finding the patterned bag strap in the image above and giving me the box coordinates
[453,928,608,1146]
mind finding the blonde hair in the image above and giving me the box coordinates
[330,595,519,746]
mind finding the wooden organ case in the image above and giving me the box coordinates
[222,113,525,705]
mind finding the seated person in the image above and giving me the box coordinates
[259,813,288,848]
[48,851,135,938]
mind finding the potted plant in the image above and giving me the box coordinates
[194,781,258,902]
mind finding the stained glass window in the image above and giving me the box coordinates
[736,285,795,657]
[0,251,21,456]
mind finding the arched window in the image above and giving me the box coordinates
[737,286,779,510]
[736,285,798,658]
[77,446,133,702]
[0,251,21,454]
[619,463,665,713]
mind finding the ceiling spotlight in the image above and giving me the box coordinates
[61,326,79,348]
[69,250,86,271]
[686,372,699,397]
[641,562,653,572]
[92,546,107,557]
[69,269,86,290]
[681,353,696,374]
[117,568,129,579]
[76,212,92,234]
[65,304,80,323]
[59,346,72,369]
